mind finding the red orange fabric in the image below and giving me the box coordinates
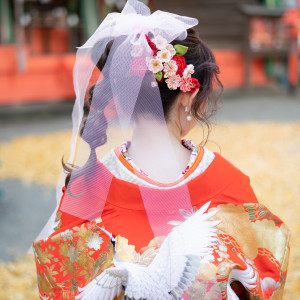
[33,152,289,299]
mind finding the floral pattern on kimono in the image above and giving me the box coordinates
[33,218,115,300]
[33,202,290,300]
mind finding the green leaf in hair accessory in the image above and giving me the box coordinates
[154,71,163,81]
[174,44,188,56]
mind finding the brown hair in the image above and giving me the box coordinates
[163,28,222,125]
[63,28,223,190]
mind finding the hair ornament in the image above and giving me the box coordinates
[145,34,200,93]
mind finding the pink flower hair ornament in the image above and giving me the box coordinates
[145,34,200,93]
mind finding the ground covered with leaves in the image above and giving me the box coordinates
[0,122,299,299]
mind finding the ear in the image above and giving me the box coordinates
[185,89,199,111]
[177,89,199,112]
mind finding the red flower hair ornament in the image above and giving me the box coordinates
[145,34,200,93]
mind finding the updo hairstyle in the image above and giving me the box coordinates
[63,28,223,189]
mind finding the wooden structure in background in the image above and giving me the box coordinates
[156,0,269,88]
[156,0,259,49]
[239,4,288,88]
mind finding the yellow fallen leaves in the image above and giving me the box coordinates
[0,130,71,186]
[0,122,299,299]
[0,254,39,300]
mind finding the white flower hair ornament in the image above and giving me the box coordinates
[145,34,200,93]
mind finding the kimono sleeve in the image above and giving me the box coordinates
[204,202,290,299]
[32,220,115,300]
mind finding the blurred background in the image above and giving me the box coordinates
[0,0,299,299]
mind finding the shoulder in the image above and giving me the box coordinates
[211,152,246,176]
[189,152,258,205]
[214,153,259,204]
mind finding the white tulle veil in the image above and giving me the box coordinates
[32,1,222,298]
[33,0,202,241]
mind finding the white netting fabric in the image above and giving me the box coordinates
[32,1,222,298]
[35,0,199,238]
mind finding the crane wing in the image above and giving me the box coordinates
[75,267,127,300]
[76,201,220,300]
[124,201,220,299]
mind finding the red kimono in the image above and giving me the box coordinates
[33,148,290,299]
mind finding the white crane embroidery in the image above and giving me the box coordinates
[75,201,221,300]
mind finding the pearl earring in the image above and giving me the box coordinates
[185,106,192,121]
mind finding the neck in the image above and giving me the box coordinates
[128,116,191,183]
